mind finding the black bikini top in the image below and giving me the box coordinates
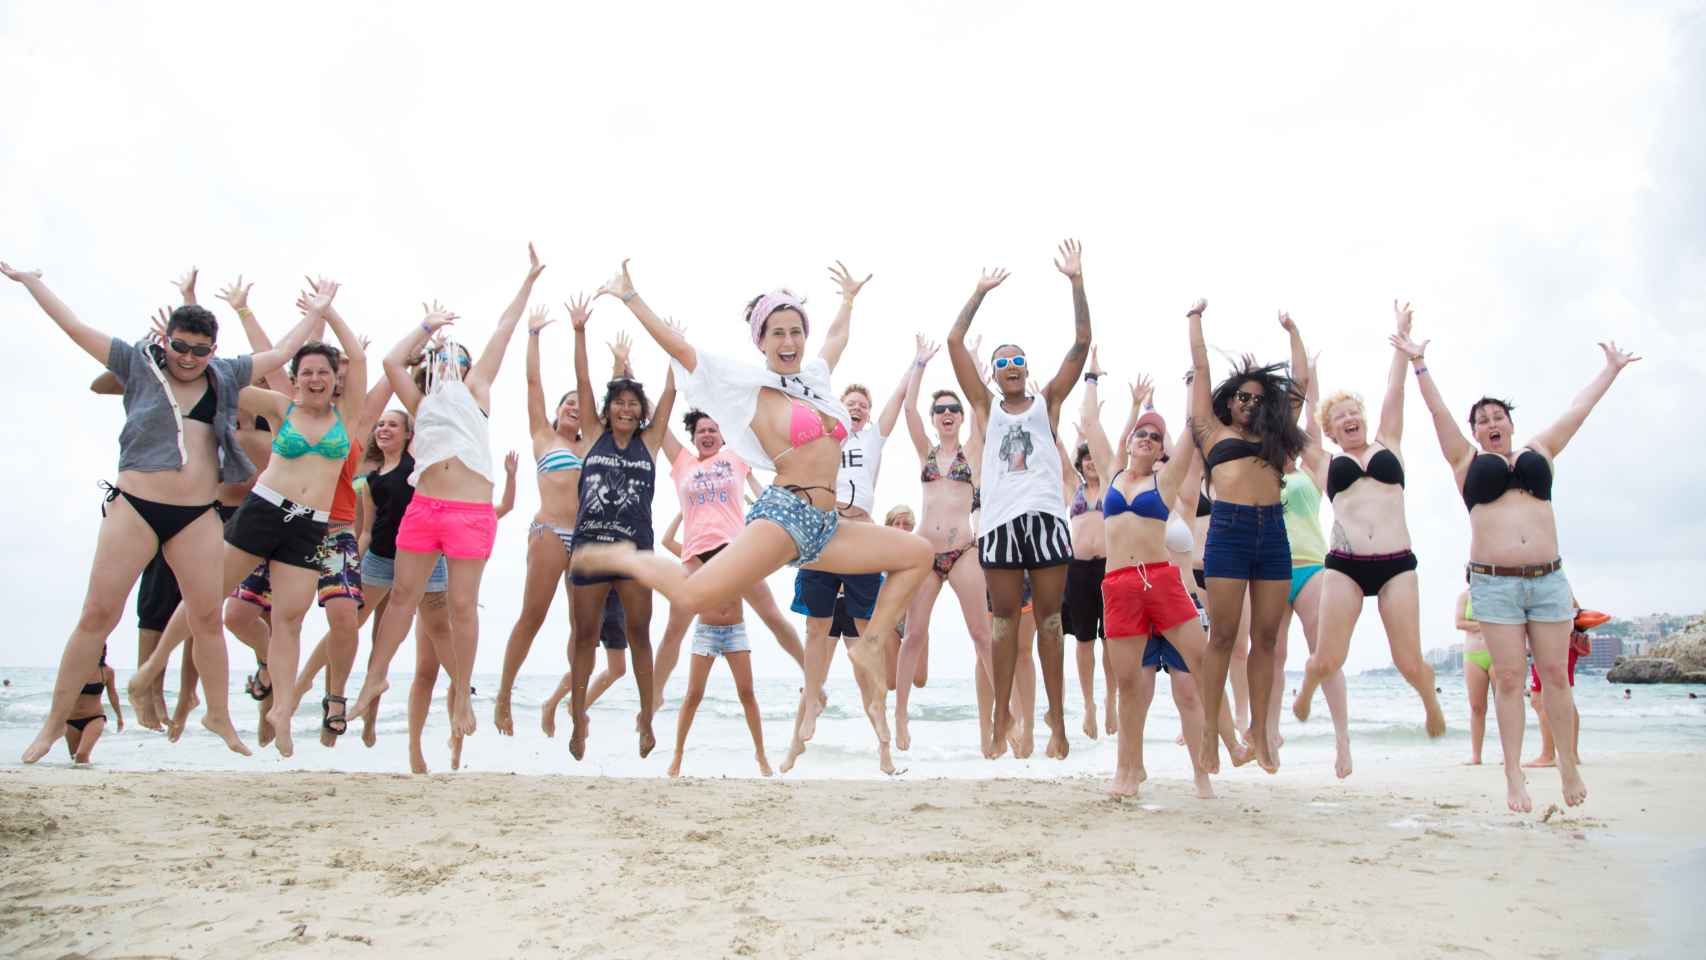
[1463,450,1552,510]
[1204,437,1264,479]
[1326,447,1405,501]
[185,374,216,425]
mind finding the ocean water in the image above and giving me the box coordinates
[1,666,1701,780]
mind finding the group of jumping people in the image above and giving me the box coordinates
[5,239,1636,812]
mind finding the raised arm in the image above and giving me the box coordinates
[902,334,935,460]
[1389,331,1474,472]
[1528,342,1640,461]
[642,366,678,455]
[496,451,519,519]
[1078,359,1117,483]
[946,270,1007,419]
[1300,354,1329,485]
[524,304,557,442]
[467,244,545,394]
[878,340,922,439]
[1116,373,1149,475]
[597,260,696,372]
[818,261,872,372]
[1279,311,1308,419]
[1043,239,1091,418]
[2,265,114,364]
[315,284,366,423]
[249,283,333,385]
[216,277,291,393]
[384,303,458,415]
[1375,300,1412,449]
[1186,300,1215,452]
[173,267,198,307]
[571,299,603,446]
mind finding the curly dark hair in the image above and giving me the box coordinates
[682,408,716,434]
[602,379,652,431]
[1207,360,1306,471]
[1074,441,1093,476]
[1467,397,1516,430]
[290,340,342,379]
[166,304,219,341]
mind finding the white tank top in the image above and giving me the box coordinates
[836,424,886,514]
[410,380,496,486]
[978,396,1066,535]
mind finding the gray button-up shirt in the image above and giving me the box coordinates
[106,337,258,483]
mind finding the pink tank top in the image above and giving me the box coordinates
[673,448,750,558]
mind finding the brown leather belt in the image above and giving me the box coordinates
[1466,558,1562,578]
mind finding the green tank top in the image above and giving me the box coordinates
[1281,471,1326,565]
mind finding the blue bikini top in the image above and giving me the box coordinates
[1101,471,1170,522]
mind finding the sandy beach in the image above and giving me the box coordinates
[2,753,1701,959]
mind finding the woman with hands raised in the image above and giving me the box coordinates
[1186,300,1309,775]
[570,259,933,759]
[945,240,1092,762]
[350,244,544,740]
[1080,366,1250,798]
[1396,316,1637,811]
[6,259,319,763]
[894,333,995,755]
[491,296,599,736]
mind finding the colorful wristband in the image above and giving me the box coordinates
[621,291,637,303]
[1413,364,1428,376]
[420,320,433,334]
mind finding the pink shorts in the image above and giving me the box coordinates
[394,494,497,560]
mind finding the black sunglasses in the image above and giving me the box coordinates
[1131,429,1164,442]
[932,403,963,415]
[169,338,214,358]
[1234,390,1265,406]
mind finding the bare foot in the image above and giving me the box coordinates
[1334,735,1353,780]
[449,732,464,771]
[1424,697,1447,738]
[1106,707,1119,735]
[845,637,886,702]
[1136,765,1148,785]
[1465,756,1483,766]
[1523,755,1556,769]
[780,736,805,773]
[894,710,911,752]
[1011,720,1033,759]
[1292,688,1313,723]
[21,730,57,764]
[878,741,897,775]
[1044,726,1069,761]
[1198,732,1221,775]
[258,697,275,748]
[1228,738,1256,768]
[151,684,169,729]
[361,705,378,748]
[409,749,429,775]
[668,753,683,778]
[202,714,253,757]
[1104,772,1137,797]
[757,752,773,777]
[128,674,162,731]
[452,691,477,737]
[494,690,514,737]
[167,692,199,743]
[349,680,389,722]
[989,711,1011,760]
[797,694,824,744]
[637,713,656,758]
[863,697,892,748]
[1193,771,1217,799]
[1082,708,1098,741]
[265,703,294,758]
[1252,732,1279,775]
[1506,770,1534,813]
[569,712,588,761]
[1560,762,1588,807]
[541,701,559,738]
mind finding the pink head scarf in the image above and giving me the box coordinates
[748,291,807,348]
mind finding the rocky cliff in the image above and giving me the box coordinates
[1606,616,1706,683]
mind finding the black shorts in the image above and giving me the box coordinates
[597,588,629,650]
[1064,556,1106,641]
[979,512,1072,570]
[224,493,328,570]
[136,550,181,632]
[831,593,860,638]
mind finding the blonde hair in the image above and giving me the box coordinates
[1316,390,1365,437]
[841,383,872,403]
[884,504,915,527]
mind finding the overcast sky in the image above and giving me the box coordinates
[2,2,1701,678]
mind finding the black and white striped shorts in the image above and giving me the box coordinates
[978,511,1072,570]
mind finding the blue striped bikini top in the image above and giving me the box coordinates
[537,447,584,474]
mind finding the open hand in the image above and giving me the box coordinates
[527,304,555,335]
[1599,340,1640,371]
[1277,310,1296,333]
[173,267,198,305]
[565,293,594,331]
[505,450,520,476]
[217,276,253,313]
[608,331,633,369]
[1053,238,1083,278]
[914,333,940,366]
[306,278,339,313]
[829,261,872,301]
[1388,332,1429,361]
[1087,344,1106,379]
[524,243,545,283]
[1131,374,1154,409]
[421,299,458,333]
[150,307,171,344]
[1394,299,1414,337]
[0,262,41,283]
[975,268,1010,294]
[597,259,635,301]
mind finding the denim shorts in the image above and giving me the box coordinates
[1202,502,1291,582]
[1468,565,1572,625]
[361,550,450,593]
[691,623,750,658]
[748,485,838,567]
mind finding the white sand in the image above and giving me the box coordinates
[3,753,1701,959]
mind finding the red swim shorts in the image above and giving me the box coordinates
[1101,563,1198,639]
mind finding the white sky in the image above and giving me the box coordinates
[3,1,1701,677]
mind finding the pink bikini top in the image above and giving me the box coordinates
[788,400,848,448]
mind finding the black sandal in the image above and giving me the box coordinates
[246,658,273,702]
[322,694,348,736]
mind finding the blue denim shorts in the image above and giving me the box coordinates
[748,485,838,567]
[1468,565,1573,625]
[361,549,449,593]
[691,622,751,658]
[1202,502,1291,582]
